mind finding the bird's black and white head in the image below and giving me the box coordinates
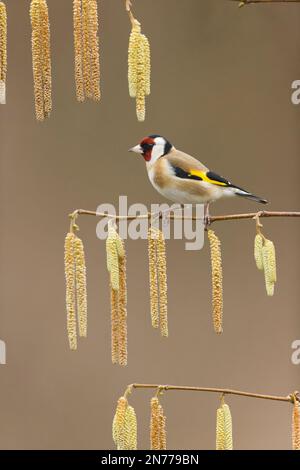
[129,135,173,163]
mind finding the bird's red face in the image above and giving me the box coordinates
[129,135,173,163]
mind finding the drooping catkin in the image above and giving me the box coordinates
[128,22,141,98]
[74,0,100,102]
[0,1,7,105]
[124,405,138,450]
[30,0,52,121]
[64,233,77,350]
[106,226,120,291]
[74,237,87,337]
[136,36,146,122]
[262,239,277,296]
[223,403,233,450]
[73,0,84,102]
[142,35,151,96]
[207,230,223,334]
[157,229,168,338]
[107,225,127,366]
[254,234,264,271]
[292,399,300,450]
[127,20,151,121]
[150,397,161,450]
[158,404,167,450]
[216,407,225,450]
[112,396,128,450]
[148,227,159,329]
[150,397,167,450]
[216,401,233,450]
[110,286,119,365]
[89,0,101,101]
[118,251,128,367]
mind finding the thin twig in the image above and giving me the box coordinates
[129,383,300,404]
[229,0,300,4]
[69,209,300,224]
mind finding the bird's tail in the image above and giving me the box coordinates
[235,189,268,204]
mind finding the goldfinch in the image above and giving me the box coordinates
[129,135,268,224]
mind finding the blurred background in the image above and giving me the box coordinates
[0,0,299,450]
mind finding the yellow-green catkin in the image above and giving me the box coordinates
[207,229,223,334]
[112,396,128,450]
[74,236,87,337]
[216,401,233,450]
[128,21,141,98]
[124,405,138,450]
[111,285,119,365]
[30,0,52,121]
[127,20,151,121]
[0,1,7,105]
[158,404,167,450]
[157,229,168,338]
[262,239,277,296]
[293,399,300,450]
[254,234,264,271]
[216,406,225,450]
[142,34,151,96]
[136,36,146,122]
[106,226,120,291]
[148,227,159,329]
[223,404,233,450]
[64,233,77,350]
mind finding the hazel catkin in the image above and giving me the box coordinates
[207,229,223,334]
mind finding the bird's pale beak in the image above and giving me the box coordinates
[128,145,142,154]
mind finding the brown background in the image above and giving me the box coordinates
[0,0,299,450]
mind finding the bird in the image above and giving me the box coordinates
[129,134,268,226]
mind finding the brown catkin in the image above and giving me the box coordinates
[64,233,77,350]
[74,236,87,337]
[158,404,167,450]
[118,250,128,366]
[216,406,225,450]
[150,397,161,450]
[148,227,159,329]
[293,400,300,450]
[124,405,138,450]
[0,1,7,105]
[39,0,52,117]
[111,286,119,365]
[82,0,92,99]
[30,0,52,121]
[207,229,223,334]
[112,396,128,450]
[89,0,101,101]
[157,229,168,338]
[73,0,84,102]
[254,234,264,271]
[30,0,44,120]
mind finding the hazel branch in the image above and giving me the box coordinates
[128,383,300,404]
[229,0,300,4]
[69,209,300,224]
